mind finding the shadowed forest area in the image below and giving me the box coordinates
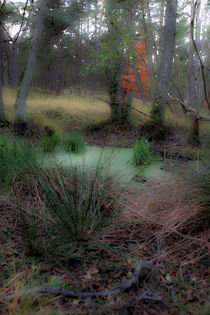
[0,0,209,314]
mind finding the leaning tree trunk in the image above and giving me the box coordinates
[152,0,178,124]
[14,0,48,130]
[0,21,5,121]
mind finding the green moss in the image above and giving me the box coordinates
[150,99,162,125]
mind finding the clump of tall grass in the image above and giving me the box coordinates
[133,136,153,166]
[13,157,120,257]
[0,135,36,190]
[41,129,60,152]
[63,133,85,153]
[38,165,116,240]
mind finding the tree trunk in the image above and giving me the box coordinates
[14,0,48,128]
[55,38,64,95]
[0,39,5,121]
[187,0,201,110]
[140,0,157,98]
[154,0,177,123]
[0,21,5,121]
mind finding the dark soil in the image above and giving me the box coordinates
[0,120,194,161]
[85,120,190,160]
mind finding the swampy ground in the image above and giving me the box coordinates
[0,89,209,314]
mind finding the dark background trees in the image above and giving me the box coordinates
[0,0,209,128]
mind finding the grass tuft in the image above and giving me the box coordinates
[0,135,36,190]
[63,133,85,153]
[133,136,153,166]
[41,131,60,152]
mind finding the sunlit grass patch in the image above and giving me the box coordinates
[2,87,110,131]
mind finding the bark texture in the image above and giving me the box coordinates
[155,0,177,122]
[14,0,48,125]
[0,18,5,121]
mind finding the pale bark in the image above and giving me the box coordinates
[187,0,201,109]
[141,0,157,97]
[14,0,48,124]
[156,0,178,121]
[0,18,5,121]
[0,37,5,121]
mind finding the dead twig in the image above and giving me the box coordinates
[0,260,154,301]
[132,107,150,118]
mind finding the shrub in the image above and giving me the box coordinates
[41,130,60,152]
[133,136,153,166]
[63,133,85,153]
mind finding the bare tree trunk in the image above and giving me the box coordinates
[55,38,64,95]
[0,17,5,121]
[0,34,5,121]
[154,0,178,122]
[187,0,201,109]
[3,39,18,88]
[14,0,48,128]
[140,0,157,97]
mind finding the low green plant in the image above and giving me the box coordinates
[63,133,85,153]
[41,131,60,152]
[133,136,153,166]
[0,135,36,189]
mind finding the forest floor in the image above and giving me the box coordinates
[0,89,209,314]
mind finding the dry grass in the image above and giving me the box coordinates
[112,175,210,267]
[4,87,209,135]
[3,87,109,125]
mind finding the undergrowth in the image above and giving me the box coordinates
[41,130,60,152]
[11,155,121,258]
[63,133,85,153]
[0,135,36,190]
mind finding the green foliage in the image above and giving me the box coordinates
[0,135,35,189]
[133,136,153,166]
[150,99,162,125]
[63,133,85,153]
[41,131,60,152]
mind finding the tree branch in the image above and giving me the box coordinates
[0,260,154,301]
[168,93,210,121]
[14,0,29,44]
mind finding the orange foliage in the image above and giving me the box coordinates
[121,40,151,100]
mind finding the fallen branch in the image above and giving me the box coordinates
[97,97,110,105]
[0,260,153,301]
[132,107,151,118]
[168,93,210,121]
